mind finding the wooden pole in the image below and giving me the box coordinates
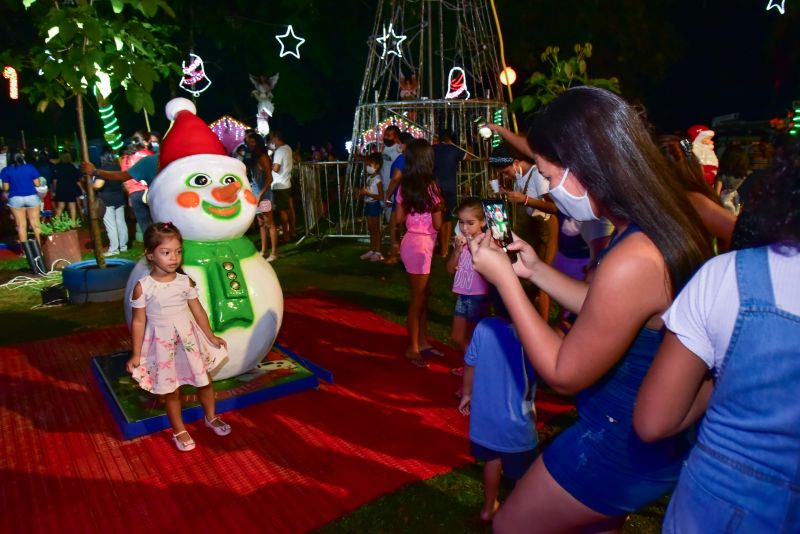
[76,94,106,268]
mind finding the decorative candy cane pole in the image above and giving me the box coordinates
[3,66,18,100]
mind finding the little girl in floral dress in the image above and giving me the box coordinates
[126,222,232,451]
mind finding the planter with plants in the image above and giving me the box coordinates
[40,214,83,270]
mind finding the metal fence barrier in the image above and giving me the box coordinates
[298,159,493,244]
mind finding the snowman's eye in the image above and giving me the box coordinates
[221,175,240,185]
[186,173,211,188]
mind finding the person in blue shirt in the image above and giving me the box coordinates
[459,312,538,522]
[1,151,42,244]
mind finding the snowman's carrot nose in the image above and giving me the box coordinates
[212,181,241,203]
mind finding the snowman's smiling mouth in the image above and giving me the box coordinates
[202,199,241,219]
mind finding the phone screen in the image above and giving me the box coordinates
[482,199,517,263]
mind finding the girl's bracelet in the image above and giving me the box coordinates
[524,195,530,206]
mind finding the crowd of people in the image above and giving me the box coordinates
[0,126,304,263]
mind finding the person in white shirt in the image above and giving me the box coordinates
[269,131,294,241]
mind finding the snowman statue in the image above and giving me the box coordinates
[124,98,283,380]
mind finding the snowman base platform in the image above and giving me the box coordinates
[91,344,332,440]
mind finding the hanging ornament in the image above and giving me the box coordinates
[766,0,786,14]
[3,66,18,100]
[179,53,212,97]
[376,23,407,59]
[275,25,305,59]
[445,67,470,100]
[249,73,279,136]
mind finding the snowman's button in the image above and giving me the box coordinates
[222,262,234,271]
[226,271,237,280]
[230,281,241,290]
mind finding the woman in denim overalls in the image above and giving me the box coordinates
[636,139,800,532]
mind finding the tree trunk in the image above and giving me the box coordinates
[76,94,106,269]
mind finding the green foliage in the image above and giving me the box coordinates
[39,213,82,236]
[512,43,621,114]
[11,0,180,115]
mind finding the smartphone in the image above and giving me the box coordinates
[482,199,517,263]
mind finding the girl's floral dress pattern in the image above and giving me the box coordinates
[130,273,227,394]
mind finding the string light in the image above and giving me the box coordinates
[491,109,504,148]
[178,53,212,97]
[357,116,424,152]
[275,25,305,59]
[376,23,407,59]
[210,115,252,154]
[766,0,786,14]
[3,66,18,100]
[99,103,124,150]
[445,67,470,99]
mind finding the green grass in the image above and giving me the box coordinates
[0,232,664,532]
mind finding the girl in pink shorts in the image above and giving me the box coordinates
[394,139,444,368]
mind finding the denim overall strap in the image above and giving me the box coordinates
[667,246,800,532]
[735,246,775,307]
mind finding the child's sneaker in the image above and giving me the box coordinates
[370,252,384,262]
[360,250,375,260]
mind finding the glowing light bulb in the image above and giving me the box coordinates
[499,67,517,86]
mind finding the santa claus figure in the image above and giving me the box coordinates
[688,124,719,186]
[124,98,284,380]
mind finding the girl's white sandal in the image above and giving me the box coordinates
[204,416,232,436]
[172,430,196,452]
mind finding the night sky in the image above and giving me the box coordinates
[1,0,797,152]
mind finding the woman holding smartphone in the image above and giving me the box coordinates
[469,87,712,532]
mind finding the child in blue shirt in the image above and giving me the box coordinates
[459,315,538,521]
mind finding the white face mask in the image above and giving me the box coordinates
[366,165,377,174]
[548,167,599,222]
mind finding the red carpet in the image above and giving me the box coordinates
[0,290,573,533]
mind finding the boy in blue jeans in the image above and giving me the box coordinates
[459,315,538,521]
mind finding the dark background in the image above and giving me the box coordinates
[1,0,798,153]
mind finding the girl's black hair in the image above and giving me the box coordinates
[400,138,440,214]
[658,134,718,203]
[143,221,183,253]
[246,132,268,157]
[718,144,750,178]
[126,130,150,155]
[732,138,800,250]
[365,152,383,167]
[527,87,712,295]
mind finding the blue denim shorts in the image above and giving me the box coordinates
[364,201,382,217]
[470,441,538,481]
[8,194,41,209]
[454,294,489,323]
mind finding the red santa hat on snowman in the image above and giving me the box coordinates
[687,124,718,186]
[159,97,227,171]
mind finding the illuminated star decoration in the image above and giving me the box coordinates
[275,25,305,59]
[766,0,786,14]
[376,23,407,60]
[178,53,212,97]
[445,67,470,100]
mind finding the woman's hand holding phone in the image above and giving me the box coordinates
[468,231,516,285]
[506,232,541,281]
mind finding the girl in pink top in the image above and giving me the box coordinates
[394,139,443,368]
[448,198,490,354]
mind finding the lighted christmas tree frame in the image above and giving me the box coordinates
[298,0,510,243]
